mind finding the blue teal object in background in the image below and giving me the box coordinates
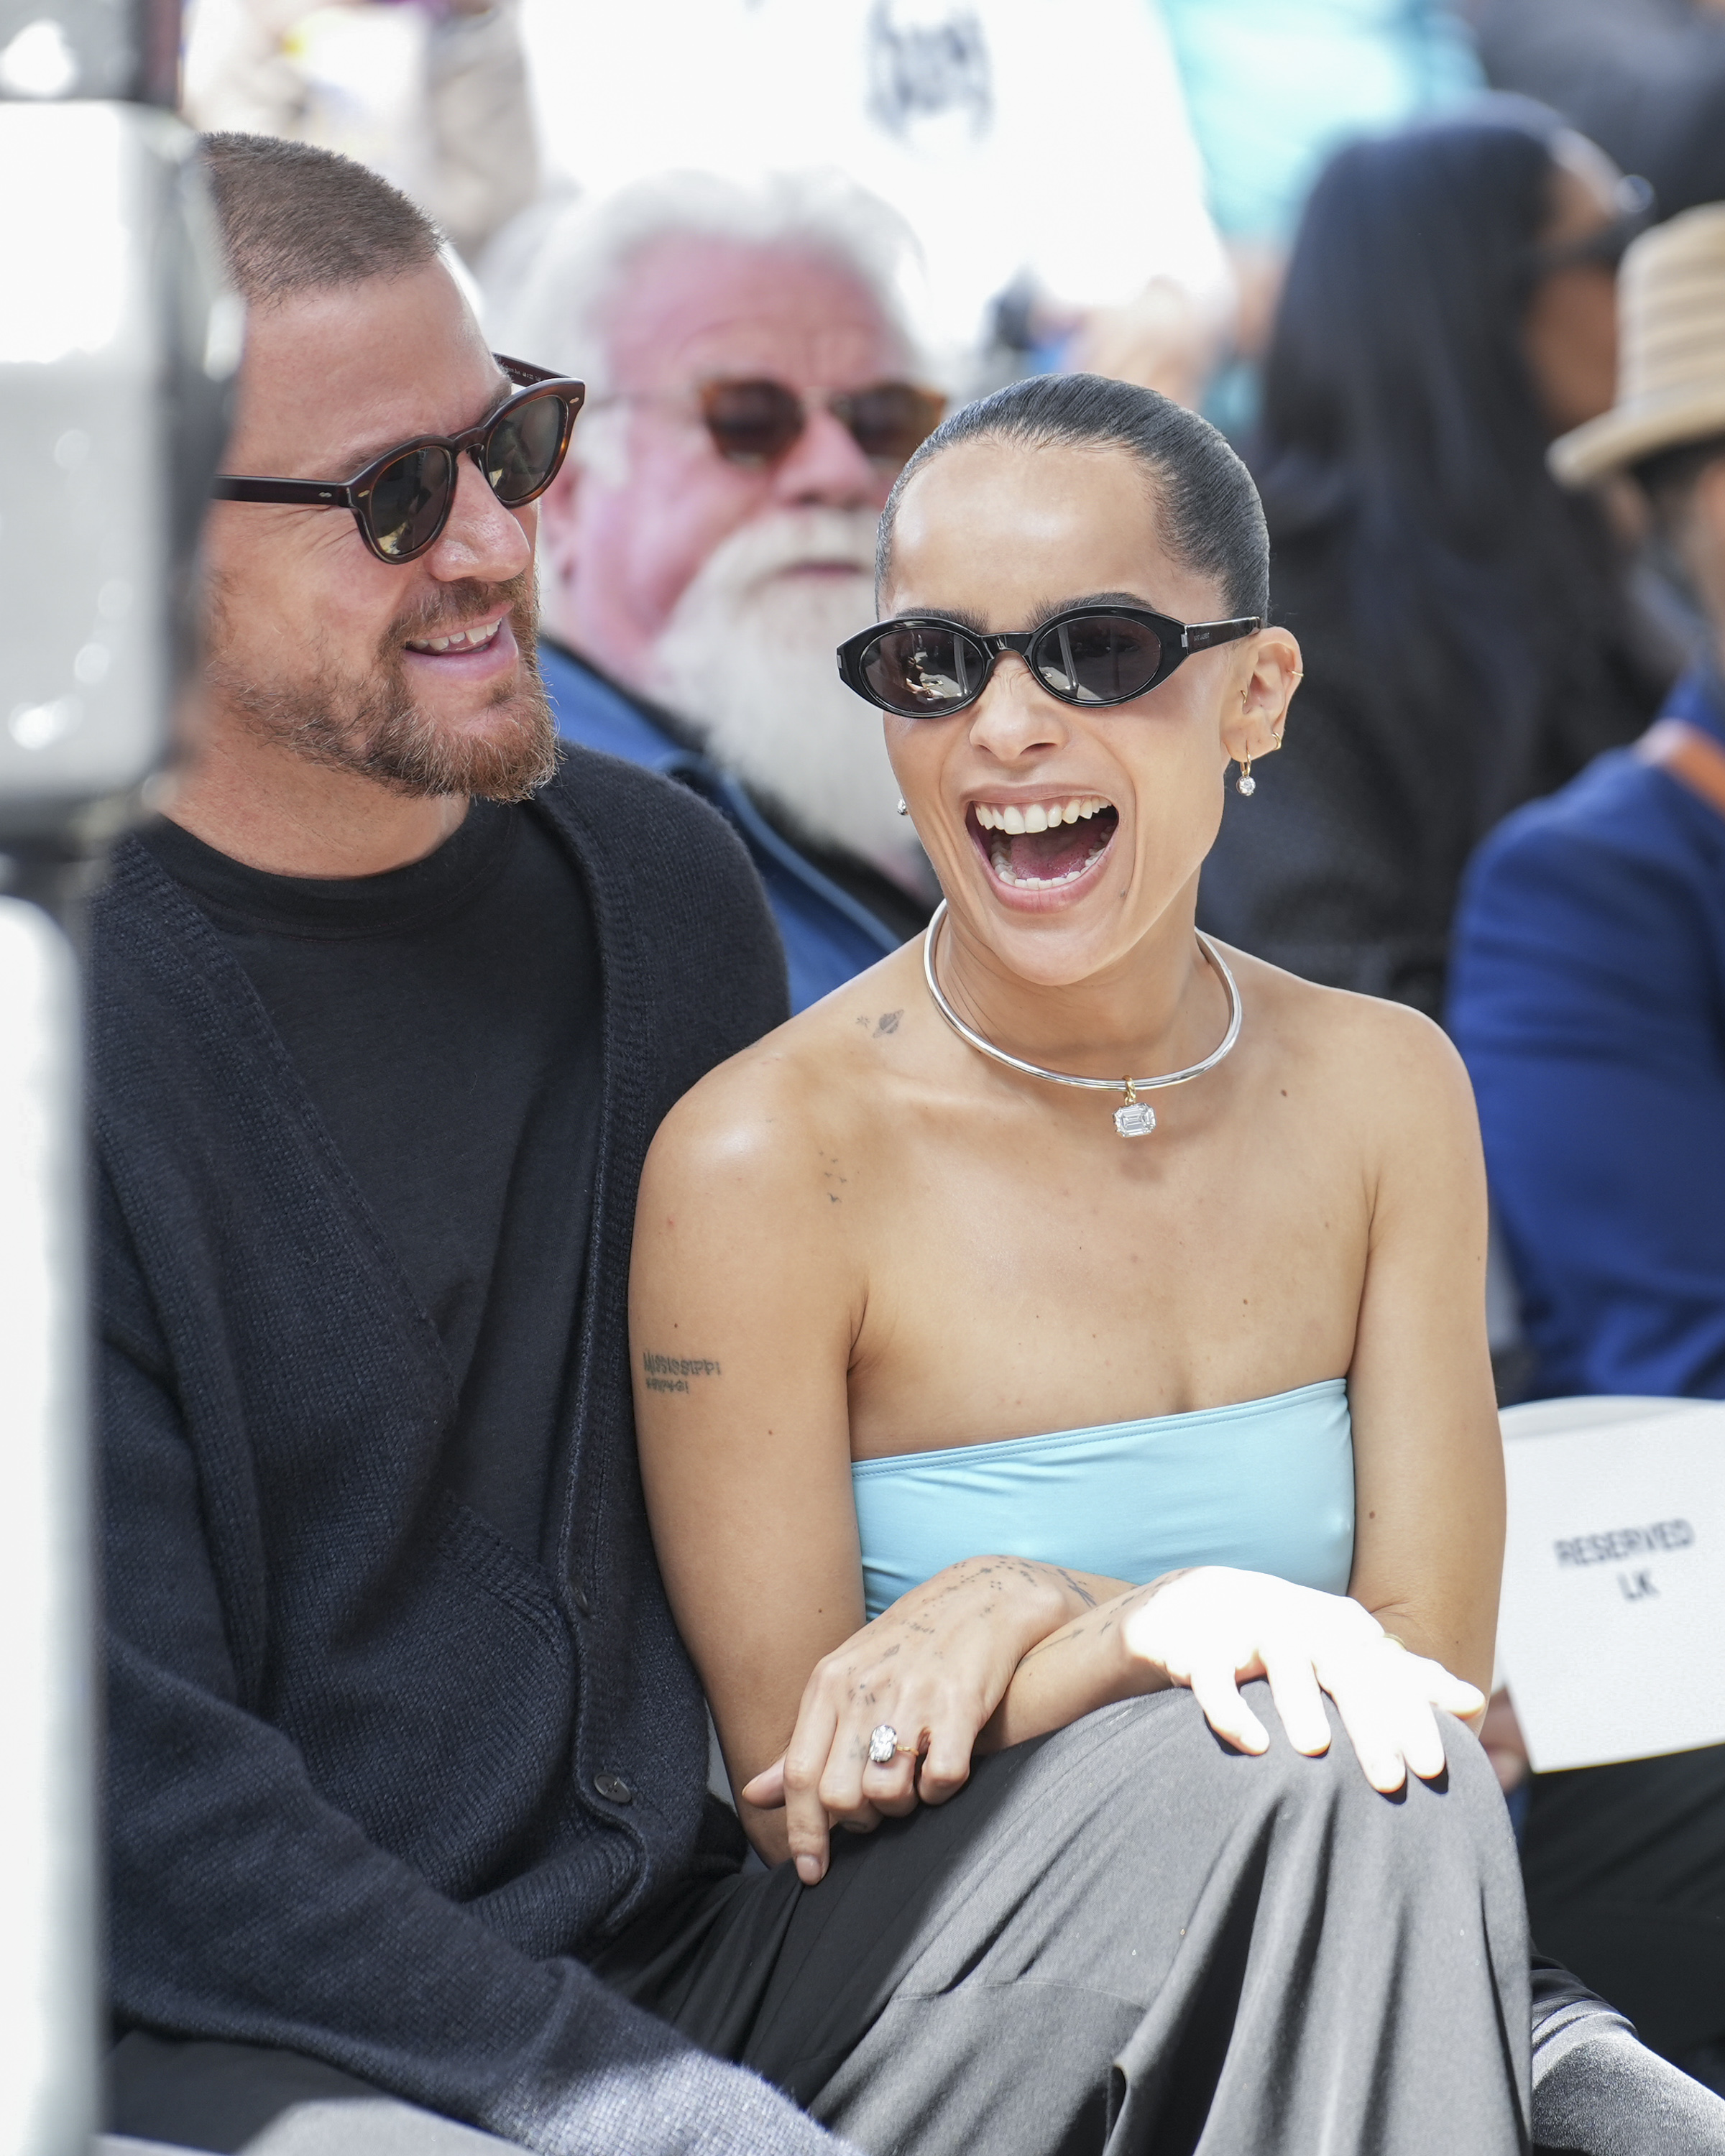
[1162,0,1482,245]
[852,1379,1355,1618]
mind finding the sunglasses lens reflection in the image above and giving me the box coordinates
[486,391,571,504]
[1034,615,1164,704]
[861,625,987,715]
[367,445,456,560]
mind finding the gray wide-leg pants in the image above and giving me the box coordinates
[600,1684,1530,2154]
[109,1689,1725,2154]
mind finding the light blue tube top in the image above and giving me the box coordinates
[852,1379,1355,1621]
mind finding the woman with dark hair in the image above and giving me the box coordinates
[1198,103,1675,1019]
[603,374,1725,2155]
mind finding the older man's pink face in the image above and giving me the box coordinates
[538,234,911,687]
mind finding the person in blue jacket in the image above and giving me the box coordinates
[1451,202,1725,1404]
[1450,201,1725,2090]
[494,170,945,1010]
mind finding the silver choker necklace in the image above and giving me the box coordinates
[921,900,1243,1138]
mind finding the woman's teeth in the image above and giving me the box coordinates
[974,796,1118,888]
[405,619,502,655]
[974,795,1110,834]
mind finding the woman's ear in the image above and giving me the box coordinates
[1221,629,1302,768]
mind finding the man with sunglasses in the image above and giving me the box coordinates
[95,132,842,2155]
[500,172,944,1010]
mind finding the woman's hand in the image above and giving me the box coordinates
[740,1556,1094,1884]
[1118,1567,1484,1793]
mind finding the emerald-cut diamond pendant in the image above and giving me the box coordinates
[1115,1092,1156,1137]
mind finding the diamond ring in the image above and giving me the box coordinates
[868,1723,899,1764]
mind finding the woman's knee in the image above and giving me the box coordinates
[1048,1683,1512,1856]
[1226,1685,1517,1857]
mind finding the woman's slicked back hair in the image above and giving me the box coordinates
[877,373,1270,620]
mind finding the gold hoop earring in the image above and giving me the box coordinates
[1236,754,1256,798]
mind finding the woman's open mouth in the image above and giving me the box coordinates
[968,795,1119,896]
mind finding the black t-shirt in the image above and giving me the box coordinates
[139,801,600,1562]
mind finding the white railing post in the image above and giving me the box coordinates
[0,898,93,2156]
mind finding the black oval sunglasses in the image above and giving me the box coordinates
[212,355,585,565]
[837,605,1263,719]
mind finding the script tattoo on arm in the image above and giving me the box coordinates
[1017,1567,1192,1667]
[641,1350,722,1396]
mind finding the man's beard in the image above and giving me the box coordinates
[643,508,928,890]
[208,571,558,803]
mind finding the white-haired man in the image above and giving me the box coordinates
[496,172,944,1009]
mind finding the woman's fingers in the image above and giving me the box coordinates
[857,1746,921,1818]
[918,1723,972,1806]
[1125,1572,1489,1797]
[1320,1664,1410,1793]
[1397,1695,1448,1784]
[1316,1644,1458,1792]
[782,1701,842,1884]
[783,1802,831,1884]
[1259,1645,1333,1757]
[1185,1657,1270,1754]
[1422,1662,1486,1719]
[1399,1653,1483,1774]
[740,1756,786,1810]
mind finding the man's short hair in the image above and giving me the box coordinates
[201,133,443,305]
[488,167,936,401]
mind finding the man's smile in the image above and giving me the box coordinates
[403,602,510,659]
[404,619,503,655]
[400,605,520,683]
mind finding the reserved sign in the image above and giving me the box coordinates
[1496,1396,1725,1774]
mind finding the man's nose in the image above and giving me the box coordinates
[770,400,885,510]
[428,451,535,584]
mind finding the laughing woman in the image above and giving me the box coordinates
[610,375,1532,2155]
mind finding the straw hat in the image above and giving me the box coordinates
[1550,203,1725,489]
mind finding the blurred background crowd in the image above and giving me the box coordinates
[175,0,1725,2099]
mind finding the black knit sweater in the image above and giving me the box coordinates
[92,750,837,2152]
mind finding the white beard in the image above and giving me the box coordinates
[644,507,931,893]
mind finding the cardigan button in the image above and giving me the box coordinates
[594,1773,633,1806]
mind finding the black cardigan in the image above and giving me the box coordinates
[92,751,834,2152]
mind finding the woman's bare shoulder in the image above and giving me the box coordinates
[644,942,926,1198]
[1225,945,1476,1131]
